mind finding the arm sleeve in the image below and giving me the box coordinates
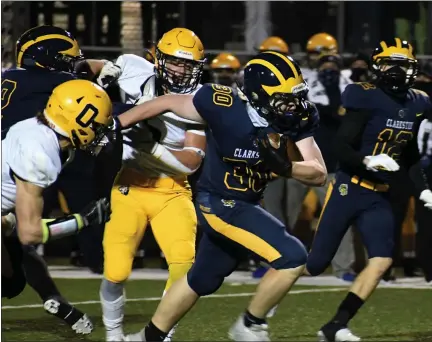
[333,108,371,171]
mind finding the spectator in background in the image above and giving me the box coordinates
[265,54,356,281]
[343,52,373,83]
[301,32,338,82]
[209,52,241,87]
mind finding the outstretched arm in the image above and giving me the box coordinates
[118,94,205,128]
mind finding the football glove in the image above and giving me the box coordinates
[256,132,292,177]
[364,154,400,172]
[96,60,122,88]
[80,198,111,226]
[420,189,432,210]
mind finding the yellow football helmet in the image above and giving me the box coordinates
[258,36,289,54]
[156,27,205,94]
[210,53,241,86]
[44,80,113,154]
[371,38,418,92]
[306,32,338,54]
[16,25,83,73]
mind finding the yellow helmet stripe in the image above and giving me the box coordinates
[17,34,80,67]
[380,41,388,51]
[262,51,299,78]
[247,58,285,85]
[395,37,402,48]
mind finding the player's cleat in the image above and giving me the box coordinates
[43,297,93,334]
[124,329,146,341]
[317,327,361,342]
[228,315,270,341]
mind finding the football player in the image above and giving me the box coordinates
[1,80,113,330]
[305,38,432,341]
[1,25,100,334]
[92,28,206,342]
[210,52,241,87]
[301,32,338,82]
[117,51,327,341]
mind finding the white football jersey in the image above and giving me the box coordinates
[418,119,432,158]
[306,71,352,106]
[1,118,62,214]
[115,54,204,178]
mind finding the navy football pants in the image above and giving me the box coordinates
[187,192,307,296]
[307,172,395,276]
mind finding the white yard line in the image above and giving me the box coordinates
[2,288,345,310]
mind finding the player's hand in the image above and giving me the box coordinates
[96,61,122,89]
[420,189,432,210]
[256,132,292,177]
[364,154,400,172]
[80,198,111,227]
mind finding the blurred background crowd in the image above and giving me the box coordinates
[2,1,432,283]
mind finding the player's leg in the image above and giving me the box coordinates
[318,192,394,342]
[2,234,27,299]
[315,174,356,279]
[150,191,197,341]
[126,227,240,342]
[101,185,148,341]
[306,181,355,277]
[415,197,432,283]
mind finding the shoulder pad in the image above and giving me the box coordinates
[342,82,376,109]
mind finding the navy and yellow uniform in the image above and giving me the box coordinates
[306,82,431,275]
[1,68,75,138]
[187,83,314,295]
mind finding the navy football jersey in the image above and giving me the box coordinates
[341,82,431,182]
[192,83,316,203]
[1,68,76,138]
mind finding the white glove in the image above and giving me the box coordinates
[96,60,122,88]
[364,154,400,172]
[420,189,432,210]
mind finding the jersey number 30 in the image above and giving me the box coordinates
[212,84,233,107]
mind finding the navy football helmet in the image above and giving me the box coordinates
[242,51,311,131]
[16,25,83,73]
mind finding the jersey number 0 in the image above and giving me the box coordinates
[212,84,233,107]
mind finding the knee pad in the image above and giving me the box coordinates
[104,264,131,284]
[165,240,195,264]
[187,266,224,296]
[271,239,307,270]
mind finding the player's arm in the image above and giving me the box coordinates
[117,94,205,128]
[14,176,109,245]
[333,108,371,170]
[164,128,206,174]
[292,137,327,186]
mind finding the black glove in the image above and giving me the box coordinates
[79,198,111,226]
[256,132,292,177]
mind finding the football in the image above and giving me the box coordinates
[267,133,304,162]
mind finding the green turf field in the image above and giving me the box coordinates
[2,279,432,341]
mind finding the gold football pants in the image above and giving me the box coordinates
[103,168,197,284]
